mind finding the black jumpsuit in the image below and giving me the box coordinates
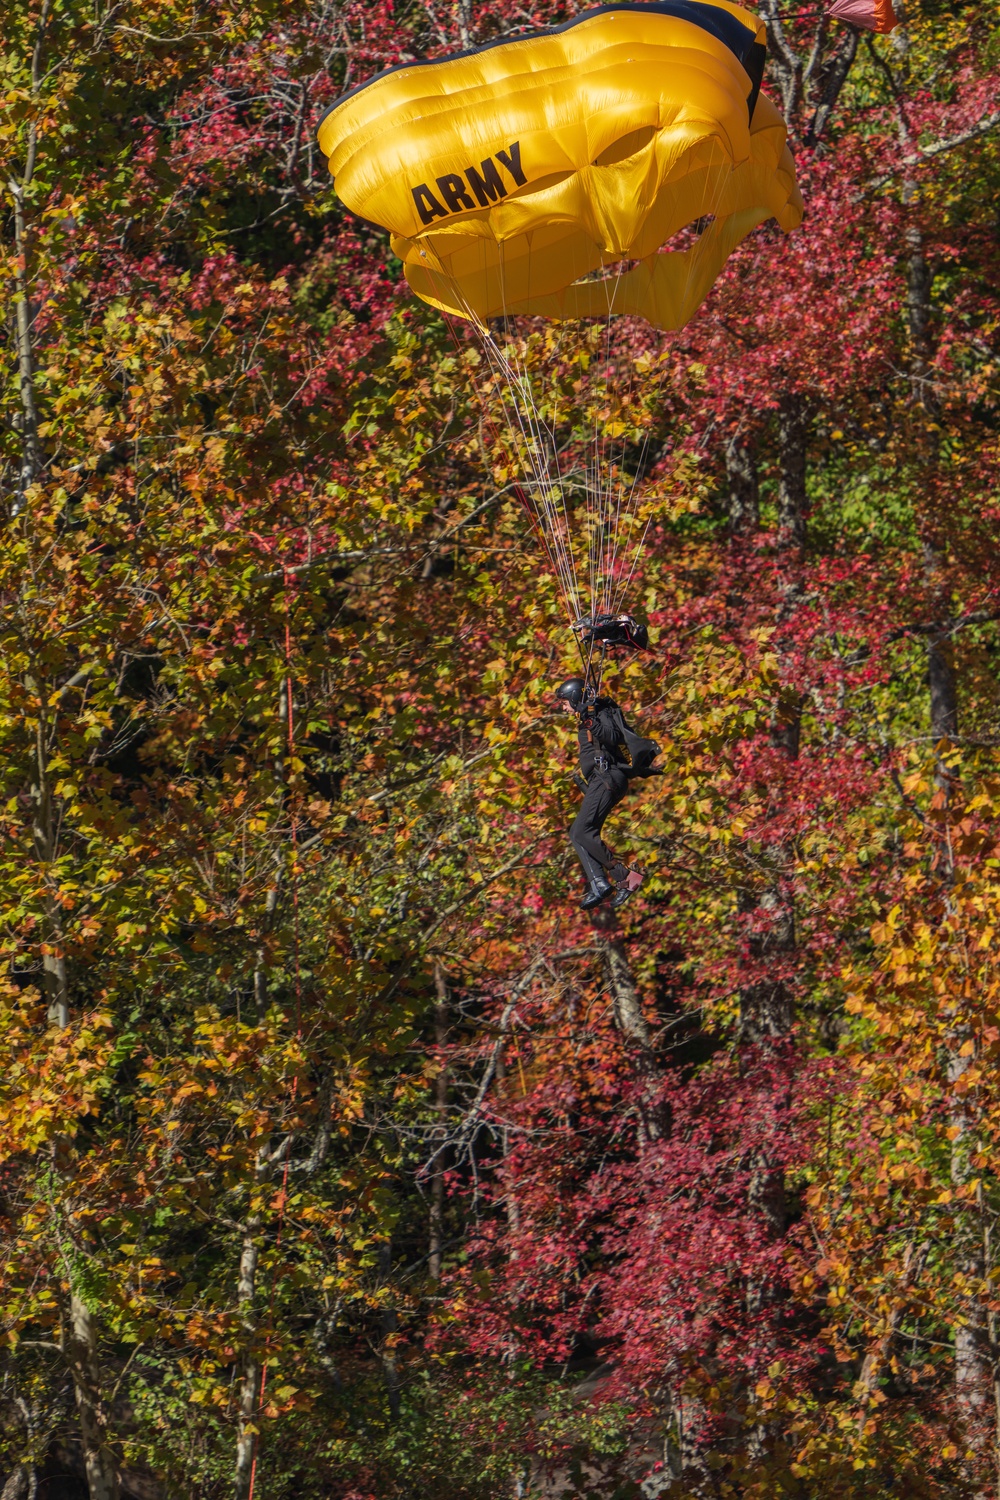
[569,699,631,885]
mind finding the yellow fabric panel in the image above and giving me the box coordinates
[317,2,802,330]
[320,9,760,240]
[403,98,801,328]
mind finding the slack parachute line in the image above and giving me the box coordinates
[316,0,802,668]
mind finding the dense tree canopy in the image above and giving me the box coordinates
[1,1,999,1497]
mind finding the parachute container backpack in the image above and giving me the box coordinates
[317,2,802,670]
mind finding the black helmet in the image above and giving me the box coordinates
[555,677,586,711]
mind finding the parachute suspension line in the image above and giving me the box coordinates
[605,317,665,619]
[461,237,579,614]
[579,628,606,701]
[477,307,583,621]
[610,320,642,616]
[581,630,596,696]
[595,281,617,617]
[481,320,581,619]
[590,292,606,615]
[600,237,665,622]
[603,149,745,615]
[487,244,569,613]
[417,283,572,610]
[598,296,639,619]
[613,513,654,618]
[529,234,591,626]
[596,286,614,617]
[428,256,582,622]
[588,388,610,615]
[495,235,585,621]
[414,163,781,644]
[587,445,599,626]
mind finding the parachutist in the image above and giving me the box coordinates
[555,676,661,910]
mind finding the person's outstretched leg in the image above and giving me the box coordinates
[570,769,628,908]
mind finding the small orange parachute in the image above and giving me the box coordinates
[825,0,899,34]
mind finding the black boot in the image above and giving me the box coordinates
[581,876,613,909]
[610,867,643,909]
[575,848,613,910]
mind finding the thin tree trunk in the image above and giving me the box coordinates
[0,1471,30,1500]
[923,544,956,851]
[739,403,805,1339]
[740,883,793,1306]
[454,0,473,49]
[10,179,41,506]
[7,1,50,512]
[949,1050,994,1490]
[855,1242,928,1430]
[1,1400,38,1500]
[724,435,760,536]
[934,494,984,1452]
[44,747,116,1500]
[253,877,281,1020]
[588,905,663,1143]
[904,185,992,1479]
[737,884,796,1043]
[906,216,936,414]
[64,1296,119,1500]
[233,1216,262,1500]
[924,548,958,806]
[496,1042,531,1385]
[776,397,807,556]
[31,708,69,1026]
[377,1241,401,1421]
[429,963,449,1283]
[46,835,116,1500]
[805,26,859,144]
[589,904,651,1050]
[738,402,805,1043]
[18,16,117,1497]
[757,0,803,117]
[495,1049,521,1241]
[928,626,958,743]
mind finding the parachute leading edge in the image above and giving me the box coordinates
[317,0,803,331]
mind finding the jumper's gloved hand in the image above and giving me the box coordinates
[571,771,589,794]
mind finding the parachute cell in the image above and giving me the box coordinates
[317,0,802,330]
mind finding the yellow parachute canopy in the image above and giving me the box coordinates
[317,1,802,331]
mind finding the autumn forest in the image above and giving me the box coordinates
[2,0,1000,1496]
